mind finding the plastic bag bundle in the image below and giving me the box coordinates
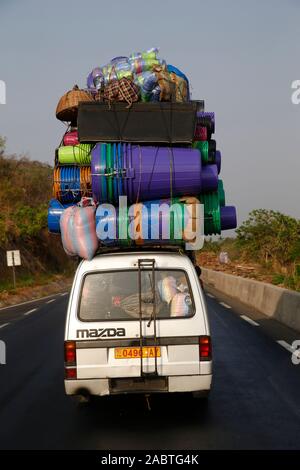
[170,293,191,317]
[87,49,166,101]
[169,72,188,102]
[110,56,128,65]
[112,57,131,71]
[129,58,165,75]
[142,72,158,96]
[134,73,145,88]
[87,72,97,94]
[129,47,159,61]
[115,70,133,81]
[60,205,98,260]
[112,58,132,81]
[87,72,94,89]
[151,85,161,101]
[153,66,175,101]
[152,65,188,102]
[102,64,132,85]
[88,66,110,91]
[90,58,133,90]
[157,276,178,304]
[134,71,158,102]
[101,65,117,85]
[167,64,190,100]
[90,67,104,91]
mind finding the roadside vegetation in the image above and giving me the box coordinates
[198,209,300,292]
[0,137,75,295]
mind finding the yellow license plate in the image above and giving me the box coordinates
[114,346,161,359]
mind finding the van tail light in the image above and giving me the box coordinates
[65,341,76,364]
[64,341,77,379]
[65,367,77,380]
[199,336,212,361]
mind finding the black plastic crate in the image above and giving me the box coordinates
[78,101,203,144]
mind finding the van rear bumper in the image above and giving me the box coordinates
[65,374,212,396]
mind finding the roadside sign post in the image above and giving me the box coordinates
[6,250,21,289]
[12,258,16,290]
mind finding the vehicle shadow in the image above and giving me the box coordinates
[73,392,211,449]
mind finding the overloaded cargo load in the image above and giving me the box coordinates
[49,48,237,260]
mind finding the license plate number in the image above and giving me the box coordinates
[114,346,161,359]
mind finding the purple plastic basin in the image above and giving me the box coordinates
[128,145,203,202]
[201,164,218,192]
[91,144,219,203]
[215,150,221,174]
[220,206,237,230]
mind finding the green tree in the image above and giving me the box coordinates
[236,209,300,270]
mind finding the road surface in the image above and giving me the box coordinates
[0,289,300,450]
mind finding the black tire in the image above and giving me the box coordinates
[192,390,210,400]
[71,393,93,407]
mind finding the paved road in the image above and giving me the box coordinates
[0,290,300,450]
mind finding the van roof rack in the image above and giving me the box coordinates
[94,244,186,255]
[92,244,196,264]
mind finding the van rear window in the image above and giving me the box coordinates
[78,270,195,321]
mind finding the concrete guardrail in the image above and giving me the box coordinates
[202,268,300,332]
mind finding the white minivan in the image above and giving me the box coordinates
[64,250,212,400]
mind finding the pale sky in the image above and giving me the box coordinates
[1,0,300,227]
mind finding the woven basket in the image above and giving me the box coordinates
[103,78,139,108]
[56,85,93,122]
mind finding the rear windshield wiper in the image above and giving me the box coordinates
[147,313,153,328]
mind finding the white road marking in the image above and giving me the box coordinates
[0,293,61,311]
[207,293,215,299]
[0,323,9,329]
[46,299,55,304]
[219,302,231,309]
[277,340,295,353]
[24,308,37,316]
[60,293,68,296]
[240,315,259,326]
